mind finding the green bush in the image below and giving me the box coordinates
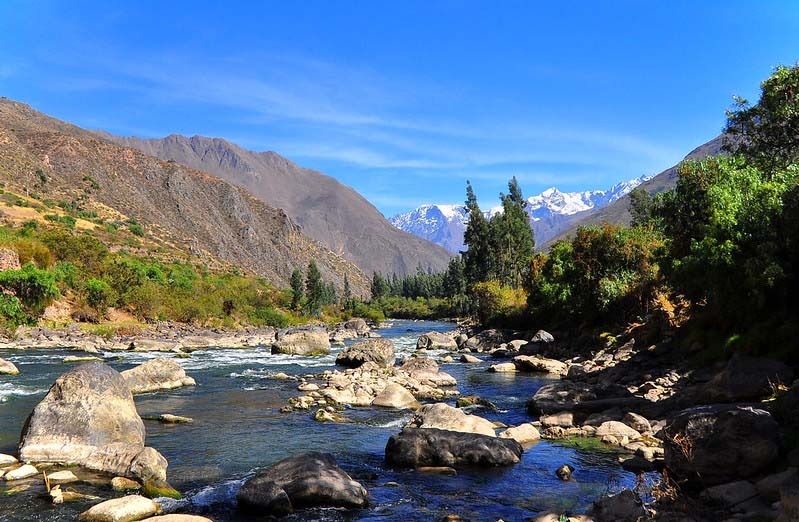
[251,307,291,328]
[0,294,29,327]
[85,278,117,315]
[0,263,59,316]
[128,222,145,237]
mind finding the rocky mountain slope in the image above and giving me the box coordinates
[100,133,453,277]
[0,98,369,294]
[541,135,724,248]
[391,177,648,252]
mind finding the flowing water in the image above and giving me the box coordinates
[0,320,640,521]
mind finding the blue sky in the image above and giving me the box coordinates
[1,1,798,216]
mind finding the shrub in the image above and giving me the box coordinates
[51,261,78,289]
[251,307,291,328]
[0,294,28,327]
[0,263,59,316]
[84,278,117,315]
[13,238,54,268]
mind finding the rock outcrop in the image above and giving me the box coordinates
[336,338,395,368]
[121,358,196,394]
[236,452,368,516]
[385,428,523,468]
[272,327,331,356]
[19,362,169,483]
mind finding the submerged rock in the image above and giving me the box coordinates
[121,358,196,394]
[336,338,395,368]
[385,428,523,468]
[663,404,780,486]
[555,464,574,481]
[237,452,368,515]
[19,362,169,483]
[272,327,331,356]
[406,403,496,436]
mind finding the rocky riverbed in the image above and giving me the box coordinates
[1,319,795,521]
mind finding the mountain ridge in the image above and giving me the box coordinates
[100,133,453,277]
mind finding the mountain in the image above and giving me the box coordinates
[0,98,370,295]
[390,176,648,253]
[541,135,725,249]
[99,133,453,277]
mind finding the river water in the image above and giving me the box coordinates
[0,320,639,521]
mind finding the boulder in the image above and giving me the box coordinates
[111,476,141,491]
[236,452,368,515]
[48,470,79,484]
[385,428,523,468]
[663,405,780,486]
[488,362,517,373]
[621,412,651,434]
[371,383,421,410]
[755,468,798,502]
[272,327,331,356]
[701,480,758,506]
[406,403,496,436]
[4,464,38,480]
[0,454,18,465]
[540,412,574,428]
[701,354,794,403]
[121,358,196,394]
[343,318,370,335]
[460,354,480,363]
[78,495,159,522]
[555,464,574,481]
[588,489,645,522]
[464,329,510,351]
[513,355,567,375]
[416,332,458,351]
[19,362,168,483]
[456,395,497,410]
[398,357,457,387]
[336,338,395,368]
[595,421,641,441]
[519,330,555,355]
[0,357,19,375]
[526,381,597,415]
[499,423,541,444]
[143,517,213,522]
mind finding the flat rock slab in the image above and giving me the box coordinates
[4,464,38,480]
[78,495,159,522]
[47,470,79,484]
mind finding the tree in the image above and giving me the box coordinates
[342,274,352,303]
[370,272,390,300]
[305,260,324,315]
[489,177,535,288]
[462,181,492,286]
[290,267,304,310]
[724,64,799,174]
[628,186,654,227]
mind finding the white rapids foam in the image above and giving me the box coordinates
[0,382,47,402]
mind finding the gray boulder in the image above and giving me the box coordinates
[272,327,331,356]
[19,362,168,483]
[588,489,645,522]
[237,452,368,515]
[416,331,457,351]
[464,329,510,351]
[385,428,523,468]
[336,338,395,368]
[121,357,196,394]
[371,383,421,410]
[406,403,496,436]
[663,405,780,486]
[519,330,555,355]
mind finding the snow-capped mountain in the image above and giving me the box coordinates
[390,176,649,253]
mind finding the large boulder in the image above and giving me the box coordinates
[330,318,371,342]
[0,357,19,375]
[464,329,510,351]
[121,358,196,394]
[371,383,421,410]
[416,331,458,351]
[19,362,168,483]
[406,403,496,437]
[78,495,160,522]
[663,405,780,486]
[398,357,457,387]
[336,338,395,368]
[700,354,794,403]
[272,327,331,356]
[236,452,368,515]
[587,489,645,522]
[385,428,523,468]
[519,330,555,355]
[526,381,597,415]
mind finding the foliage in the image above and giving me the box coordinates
[0,262,59,316]
[251,307,291,328]
[290,267,304,310]
[0,294,28,327]
[304,260,324,316]
[462,181,492,284]
[472,280,527,326]
[489,177,535,288]
[84,278,117,315]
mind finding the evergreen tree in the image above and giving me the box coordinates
[462,181,492,286]
[371,272,390,300]
[290,267,304,310]
[342,273,352,303]
[305,259,324,315]
[490,177,535,288]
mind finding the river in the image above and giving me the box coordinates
[0,320,640,521]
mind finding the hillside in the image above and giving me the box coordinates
[0,98,370,295]
[541,135,725,248]
[101,133,453,277]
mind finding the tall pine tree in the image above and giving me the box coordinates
[462,181,492,287]
[290,267,304,310]
[305,259,324,315]
[489,177,535,288]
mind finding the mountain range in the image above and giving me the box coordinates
[390,176,649,252]
[99,133,453,277]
